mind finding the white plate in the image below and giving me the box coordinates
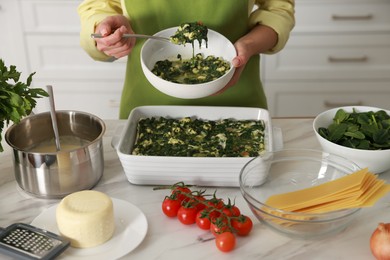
[31,199,148,260]
[115,105,275,187]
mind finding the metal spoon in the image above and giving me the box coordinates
[91,33,172,43]
[46,85,61,151]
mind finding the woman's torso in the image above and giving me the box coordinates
[119,0,266,119]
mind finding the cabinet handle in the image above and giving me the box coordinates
[332,14,373,21]
[328,56,368,63]
[324,101,363,108]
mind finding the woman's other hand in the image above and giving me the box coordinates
[214,25,278,95]
[94,15,136,59]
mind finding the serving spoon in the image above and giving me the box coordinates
[91,33,172,43]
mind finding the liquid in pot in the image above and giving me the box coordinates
[28,136,90,153]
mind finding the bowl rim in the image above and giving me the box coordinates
[239,148,361,222]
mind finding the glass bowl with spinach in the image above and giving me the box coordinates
[313,106,390,173]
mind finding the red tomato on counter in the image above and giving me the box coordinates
[162,196,181,217]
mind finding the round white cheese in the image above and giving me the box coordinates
[56,190,115,248]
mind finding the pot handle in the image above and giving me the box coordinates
[111,122,126,150]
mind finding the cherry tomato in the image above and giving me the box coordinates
[215,232,236,252]
[177,206,198,225]
[222,205,241,217]
[207,198,224,209]
[210,216,230,236]
[172,186,192,203]
[196,210,212,230]
[162,196,181,217]
[193,195,206,211]
[231,215,253,236]
[185,195,205,213]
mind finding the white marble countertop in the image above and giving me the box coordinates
[0,118,388,260]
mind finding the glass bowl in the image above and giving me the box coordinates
[239,149,362,239]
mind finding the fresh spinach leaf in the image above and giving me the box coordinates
[318,108,390,150]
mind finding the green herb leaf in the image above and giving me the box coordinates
[0,59,48,152]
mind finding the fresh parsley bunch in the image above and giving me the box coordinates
[0,59,48,152]
[318,108,390,150]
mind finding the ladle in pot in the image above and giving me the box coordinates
[46,85,61,151]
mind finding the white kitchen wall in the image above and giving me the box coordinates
[1,0,390,118]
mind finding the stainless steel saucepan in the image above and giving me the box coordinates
[5,110,106,199]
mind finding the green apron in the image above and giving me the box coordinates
[120,0,266,119]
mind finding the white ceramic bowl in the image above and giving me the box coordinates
[313,106,390,173]
[140,27,236,99]
[240,149,361,239]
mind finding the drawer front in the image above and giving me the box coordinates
[26,35,126,80]
[263,34,390,81]
[264,81,390,117]
[20,0,82,32]
[295,1,390,33]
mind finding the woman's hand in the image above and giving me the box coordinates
[213,43,249,95]
[94,15,136,59]
[213,25,278,95]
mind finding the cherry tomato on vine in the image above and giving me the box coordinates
[187,195,206,212]
[196,210,212,230]
[210,216,230,236]
[172,186,192,203]
[195,208,218,230]
[207,197,224,209]
[231,215,253,236]
[162,196,181,217]
[177,206,198,225]
[215,232,236,252]
[222,205,241,217]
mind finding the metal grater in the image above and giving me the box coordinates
[0,223,70,260]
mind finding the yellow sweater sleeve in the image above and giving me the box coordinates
[77,0,123,61]
[249,0,295,54]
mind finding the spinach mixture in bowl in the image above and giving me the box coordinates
[152,53,230,84]
[151,22,231,84]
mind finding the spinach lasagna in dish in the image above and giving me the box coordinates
[131,117,266,157]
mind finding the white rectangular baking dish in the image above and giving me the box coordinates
[116,106,274,187]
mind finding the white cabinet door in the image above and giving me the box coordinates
[19,0,126,119]
[0,0,28,73]
[33,80,123,120]
[26,35,126,80]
